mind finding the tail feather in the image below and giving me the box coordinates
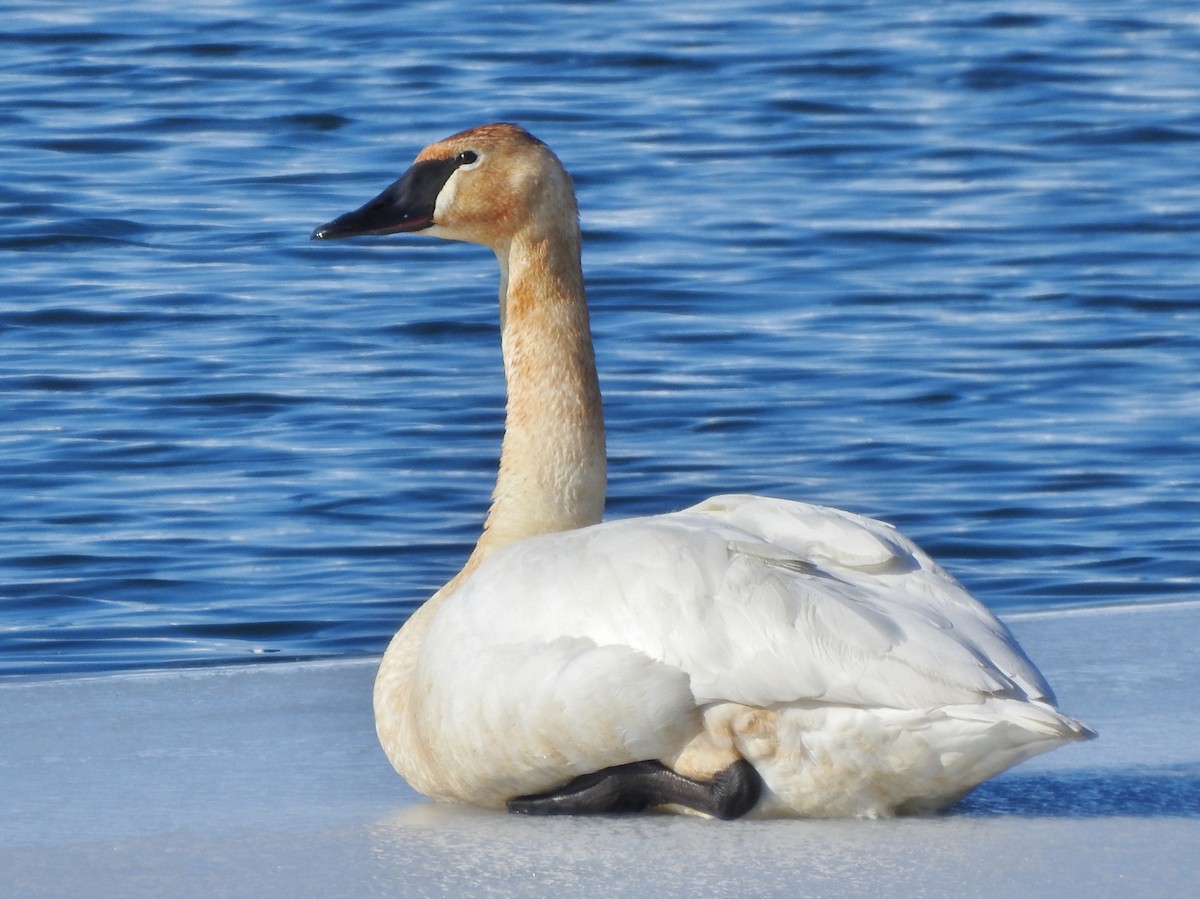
[947,698,1097,742]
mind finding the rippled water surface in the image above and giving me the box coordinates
[2,1,1199,676]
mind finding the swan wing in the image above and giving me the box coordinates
[683,494,1057,707]
[430,494,1053,715]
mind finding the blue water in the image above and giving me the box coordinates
[2,1,1198,678]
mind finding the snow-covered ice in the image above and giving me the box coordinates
[3,603,1198,898]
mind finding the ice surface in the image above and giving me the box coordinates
[3,604,1198,898]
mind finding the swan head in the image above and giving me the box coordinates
[311,123,577,251]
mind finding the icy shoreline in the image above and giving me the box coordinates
[3,604,1198,898]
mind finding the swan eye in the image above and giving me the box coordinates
[456,150,479,166]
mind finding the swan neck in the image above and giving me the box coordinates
[469,226,606,564]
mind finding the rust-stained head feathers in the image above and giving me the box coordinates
[312,123,577,249]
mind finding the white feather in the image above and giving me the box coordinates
[411,495,1091,814]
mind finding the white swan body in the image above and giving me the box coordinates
[313,123,1093,818]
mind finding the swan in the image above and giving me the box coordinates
[312,123,1094,818]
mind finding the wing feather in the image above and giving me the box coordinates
[425,493,1054,772]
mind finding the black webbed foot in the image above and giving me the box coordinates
[506,759,761,820]
[707,758,762,820]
